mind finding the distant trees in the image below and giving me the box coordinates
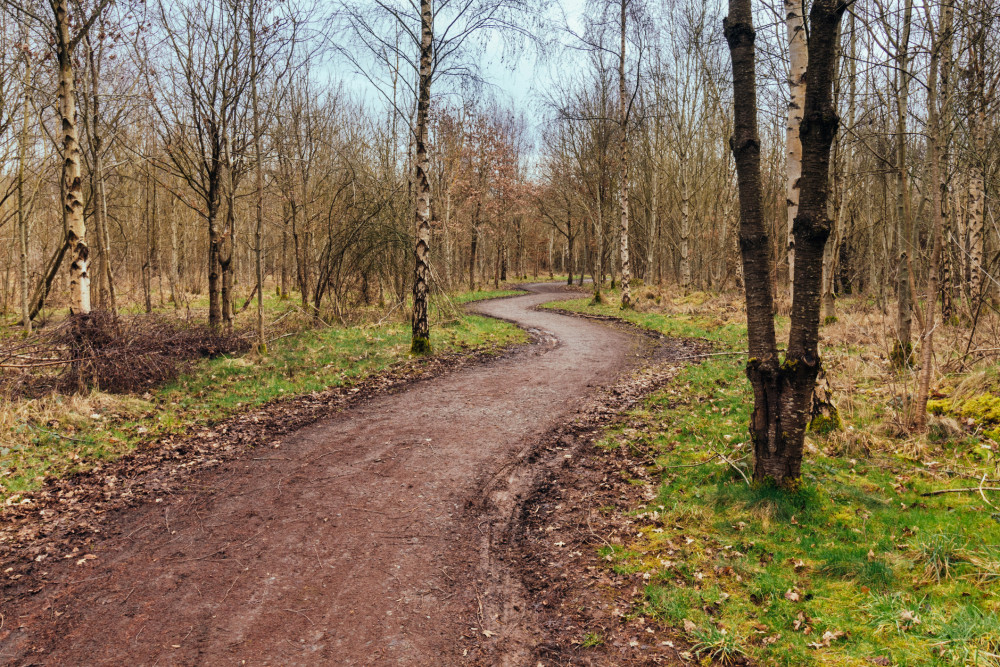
[338,0,537,353]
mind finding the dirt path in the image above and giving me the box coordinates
[1,283,650,666]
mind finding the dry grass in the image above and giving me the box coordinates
[626,284,1000,464]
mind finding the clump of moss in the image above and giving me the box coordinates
[675,291,710,306]
[890,340,913,369]
[959,393,1000,425]
[410,336,432,355]
[926,398,953,415]
[809,408,843,434]
[824,315,839,325]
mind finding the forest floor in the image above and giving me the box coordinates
[0,282,698,666]
[3,282,999,666]
[537,286,1000,666]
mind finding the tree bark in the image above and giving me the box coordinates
[410,0,433,354]
[618,0,632,308]
[784,0,808,298]
[54,0,90,315]
[18,67,31,332]
[249,0,266,352]
[893,0,914,366]
[913,0,952,430]
[726,0,845,487]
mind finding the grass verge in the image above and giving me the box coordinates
[545,290,1000,667]
[1,289,525,504]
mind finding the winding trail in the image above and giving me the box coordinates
[0,283,644,666]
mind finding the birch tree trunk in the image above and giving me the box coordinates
[784,0,807,297]
[54,0,90,315]
[680,161,692,289]
[967,15,987,310]
[410,0,433,354]
[618,0,631,309]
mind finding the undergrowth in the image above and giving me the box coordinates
[546,288,1000,666]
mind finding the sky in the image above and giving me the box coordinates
[334,0,589,130]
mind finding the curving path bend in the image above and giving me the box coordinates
[0,283,642,666]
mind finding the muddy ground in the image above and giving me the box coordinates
[0,284,704,666]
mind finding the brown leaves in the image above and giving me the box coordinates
[807,629,846,649]
[784,587,802,602]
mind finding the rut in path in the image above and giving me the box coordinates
[0,283,645,666]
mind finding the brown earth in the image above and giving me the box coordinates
[0,283,697,666]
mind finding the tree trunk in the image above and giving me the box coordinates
[967,9,986,311]
[249,3,266,352]
[618,0,631,308]
[680,163,692,289]
[647,146,658,285]
[410,0,433,354]
[726,0,845,487]
[913,0,952,430]
[784,0,807,298]
[893,0,914,367]
[54,0,90,315]
[18,71,31,332]
[469,209,479,292]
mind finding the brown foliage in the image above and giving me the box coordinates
[0,311,251,396]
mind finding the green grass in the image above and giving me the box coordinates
[546,291,1000,666]
[0,289,526,503]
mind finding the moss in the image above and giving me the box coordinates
[590,291,603,305]
[959,393,1000,425]
[824,315,839,325]
[890,340,913,369]
[926,398,953,415]
[409,336,432,355]
[809,407,843,434]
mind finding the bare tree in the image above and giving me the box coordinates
[725,0,847,487]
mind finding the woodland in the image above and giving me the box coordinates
[0,0,999,664]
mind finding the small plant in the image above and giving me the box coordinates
[580,632,603,648]
[690,627,747,665]
[915,532,966,583]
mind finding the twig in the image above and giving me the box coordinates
[284,608,316,626]
[26,422,89,443]
[920,487,1000,497]
[675,350,748,360]
[979,473,997,510]
[716,449,751,486]
[662,453,720,468]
